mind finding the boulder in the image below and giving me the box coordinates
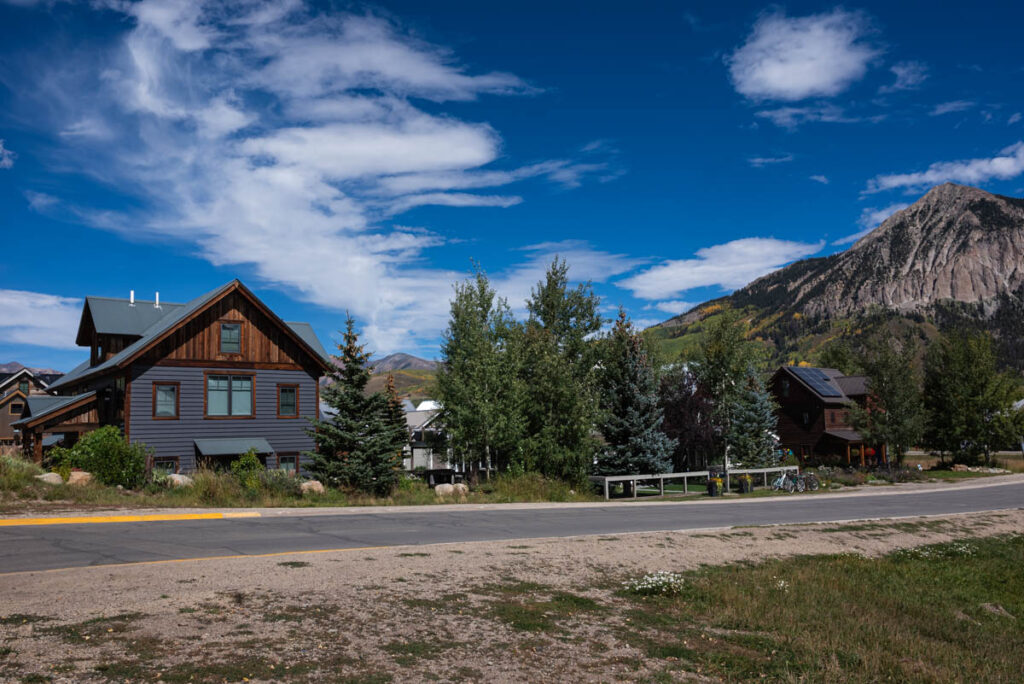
[952,464,969,472]
[67,471,93,486]
[35,472,64,485]
[301,480,326,495]
[167,474,194,488]
[434,483,455,498]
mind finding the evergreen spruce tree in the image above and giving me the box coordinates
[305,316,403,495]
[725,368,778,468]
[594,311,675,476]
[659,364,716,471]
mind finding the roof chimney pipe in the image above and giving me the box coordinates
[154,291,160,309]
[129,290,135,307]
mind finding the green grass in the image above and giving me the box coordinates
[615,534,1024,682]
[485,584,605,633]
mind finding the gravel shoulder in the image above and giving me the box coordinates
[1,508,1021,683]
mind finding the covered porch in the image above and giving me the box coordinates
[820,429,888,468]
[14,392,100,464]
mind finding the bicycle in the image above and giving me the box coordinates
[770,472,796,492]
[771,471,819,493]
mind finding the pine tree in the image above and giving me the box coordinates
[659,364,715,471]
[594,311,675,476]
[726,368,778,468]
[305,316,403,495]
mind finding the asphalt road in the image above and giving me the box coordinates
[2,480,1021,574]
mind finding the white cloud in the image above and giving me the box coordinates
[650,300,695,315]
[619,238,824,300]
[865,141,1024,194]
[728,9,879,101]
[878,61,928,94]
[1008,112,1021,125]
[810,174,829,184]
[748,154,793,167]
[0,140,14,169]
[24,190,59,211]
[929,100,975,116]
[832,203,909,245]
[754,104,875,129]
[10,2,617,354]
[0,289,82,349]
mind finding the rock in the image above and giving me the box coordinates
[952,464,969,472]
[452,483,469,497]
[300,480,325,495]
[67,471,92,486]
[167,474,194,488]
[434,483,455,498]
[35,472,63,485]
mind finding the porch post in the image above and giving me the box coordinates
[846,443,851,465]
[859,443,865,468]
[32,431,43,465]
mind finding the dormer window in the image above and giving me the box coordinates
[220,323,242,354]
[781,379,790,397]
[18,380,29,394]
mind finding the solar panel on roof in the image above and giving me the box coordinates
[791,367,843,397]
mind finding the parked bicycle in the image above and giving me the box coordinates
[770,471,820,493]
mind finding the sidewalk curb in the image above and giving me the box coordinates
[0,511,261,527]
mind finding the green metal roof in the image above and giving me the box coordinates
[82,296,185,339]
[12,392,97,427]
[193,437,274,456]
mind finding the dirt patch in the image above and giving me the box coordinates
[0,509,1021,682]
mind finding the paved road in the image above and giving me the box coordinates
[2,480,1021,574]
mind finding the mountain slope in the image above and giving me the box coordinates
[369,353,438,372]
[651,183,1024,370]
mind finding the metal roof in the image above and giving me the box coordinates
[12,392,97,427]
[194,437,274,456]
[834,375,869,397]
[823,429,864,442]
[51,281,332,392]
[82,296,185,338]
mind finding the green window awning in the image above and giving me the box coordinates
[193,437,274,457]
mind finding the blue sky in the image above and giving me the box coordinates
[2,0,1023,371]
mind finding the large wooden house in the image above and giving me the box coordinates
[0,369,59,446]
[768,366,888,467]
[14,280,332,473]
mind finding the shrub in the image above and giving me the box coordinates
[190,468,245,505]
[230,449,264,491]
[487,472,579,502]
[57,426,149,488]
[258,469,302,497]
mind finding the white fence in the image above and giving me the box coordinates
[588,465,799,501]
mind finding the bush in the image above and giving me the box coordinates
[57,426,149,488]
[259,469,302,497]
[230,449,264,491]
[486,472,581,502]
[190,468,245,505]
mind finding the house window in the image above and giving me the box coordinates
[278,453,297,473]
[781,379,790,398]
[802,412,810,426]
[206,374,253,417]
[153,382,179,419]
[9,402,24,416]
[18,380,29,394]
[277,385,298,417]
[152,457,178,475]
[220,323,242,354]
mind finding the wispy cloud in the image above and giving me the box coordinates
[618,237,824,300]
[0,289,82,349]
[832,203,909,245]
[8,1,619,354]
[809,175,830,184]
[728,9,880,101]
[748,154,793,168]
[754,104,878,129]
[865,141,1024,194]
[649,300,695,315]
[1009,112,1022,125]
[0,140,14,169]
[878,61,928,94]
[929,100,975,116]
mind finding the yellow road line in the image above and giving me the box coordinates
[0,545,387,576]
[0,512,262,527]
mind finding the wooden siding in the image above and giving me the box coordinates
[128,364,317,473]
[139,291,317,372]
[0,393,27,444]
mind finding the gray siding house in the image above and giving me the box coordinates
[15,280,332,473]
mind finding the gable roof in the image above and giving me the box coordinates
[12,392,97,428]
[0,389,27,408]
[76,296,185,345]
[0,368,46,395]
[778,366,859,404]
[49,280,332,391]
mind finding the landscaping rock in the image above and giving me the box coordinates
[35,472,64,485]
[167,474,194,488]
[67,471,93,486]
[435,483,455,498]
[952,464,969,472]
[301,480,326,495]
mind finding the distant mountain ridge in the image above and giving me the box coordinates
[0,362,62,376]
[652,183,1024,370]
[369,353,438,373]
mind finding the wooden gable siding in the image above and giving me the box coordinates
[141,292,315,371]
[0,392,27,443]
[30,402,100,433]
